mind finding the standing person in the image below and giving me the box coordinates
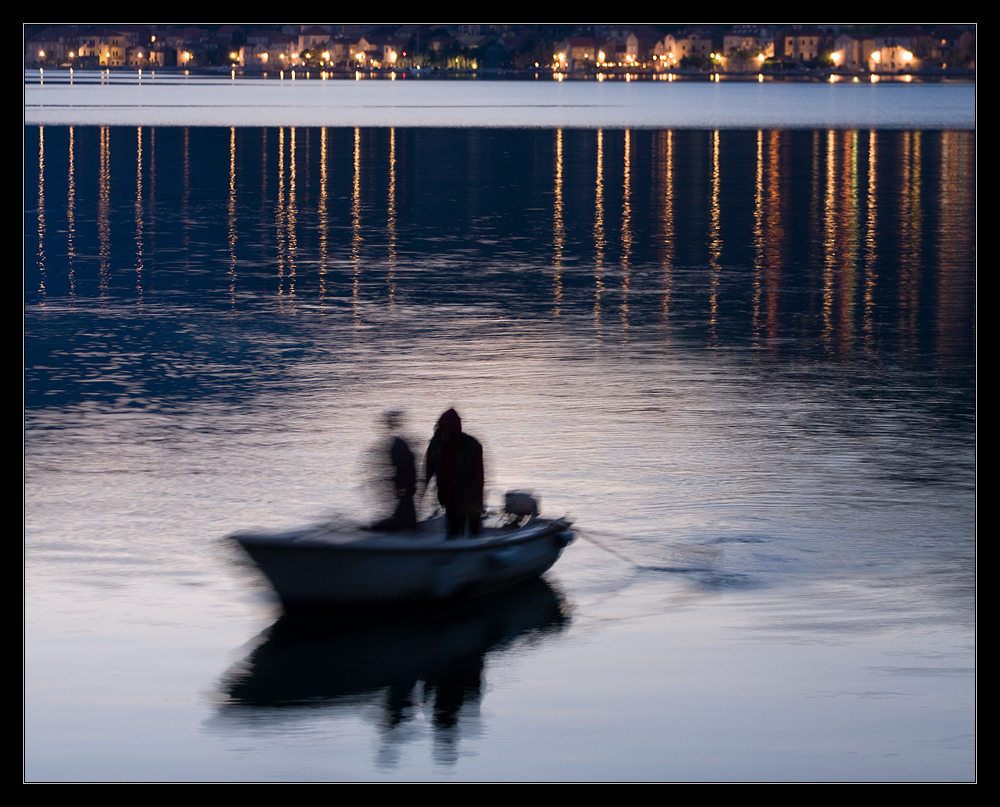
[425,408,484,538]
[370,411,418,531]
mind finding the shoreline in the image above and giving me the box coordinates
[25,64,977,83]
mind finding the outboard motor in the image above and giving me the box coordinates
[503,490,539,527]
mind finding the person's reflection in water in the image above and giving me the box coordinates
[427,653,484,765]
[378,655,485,767]
[424,408,485,539]
[369,410,417,531]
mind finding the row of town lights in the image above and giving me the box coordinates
[36,43,915,72]
[550,48,915,70]
[553,51,769,69]
[37,36,157,64]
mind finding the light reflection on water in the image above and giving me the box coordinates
[25,116,974,780]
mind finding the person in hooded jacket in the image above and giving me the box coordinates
[424,408,484,538]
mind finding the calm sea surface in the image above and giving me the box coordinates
[25,75,975,781]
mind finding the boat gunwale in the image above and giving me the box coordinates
[230,517,572,554]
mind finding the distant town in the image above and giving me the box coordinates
[25,24,975,78]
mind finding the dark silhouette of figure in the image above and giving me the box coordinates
[370,411,417,531]
[425,409,484,538]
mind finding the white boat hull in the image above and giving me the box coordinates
[231,518,574,606]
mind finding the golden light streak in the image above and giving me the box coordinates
[752,129,764,344]
[67,126,76,297]
[352,127,363,328]
[821,130,861,355]
[287,127,299,306]
[553,129,564,316]
[708,129,721,344]
[863,131,878,354]
[36,127,45,301]
[182,127,191,287]
[276,127,287,305]
[318,127,329,304]
[228,126,238,309]
[822,129,837,349]
[593,129,605,339]
[657,129,674,328]
[387,127,398,314]
[620,129,632,341]
[99,126,111,302]
[134,126,145,306]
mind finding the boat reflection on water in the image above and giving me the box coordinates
[218,578,570,765]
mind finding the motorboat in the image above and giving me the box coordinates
[230,494,574,607]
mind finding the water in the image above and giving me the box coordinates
[26,68,976,129]
[24,76,975,781]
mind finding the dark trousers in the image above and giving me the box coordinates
[446,508,481,538]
